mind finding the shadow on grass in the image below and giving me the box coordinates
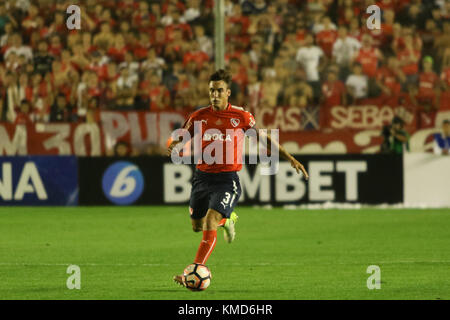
[142,289,185,293]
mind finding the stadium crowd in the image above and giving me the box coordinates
[0,0,450,129]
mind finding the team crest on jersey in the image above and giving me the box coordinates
[230,118,240,127]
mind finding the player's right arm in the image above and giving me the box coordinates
[166,115,195,157]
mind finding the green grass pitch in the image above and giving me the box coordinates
[0,206,449,300]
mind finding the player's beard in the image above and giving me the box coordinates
[212,99,227,111]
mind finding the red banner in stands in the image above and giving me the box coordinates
[0,109,446,155]
[320,104,418,132]
[0,122,101,156]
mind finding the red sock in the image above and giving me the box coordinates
[218,218,226,227]
[194,230,217,265]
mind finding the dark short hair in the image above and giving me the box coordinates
[209,69,232,88]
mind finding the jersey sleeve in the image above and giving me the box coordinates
[243,111,256,130]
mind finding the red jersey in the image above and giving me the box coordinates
[316,30,337,58]
[148,86,170,111]
[183,103,256,173]
[356,48,378,77]
[321,80,345,108]
[14,112,33,125]
[376,67,401,94]
[183,51,210,69]
[418,72,438,98]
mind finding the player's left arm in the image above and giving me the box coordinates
[255,126,309,180]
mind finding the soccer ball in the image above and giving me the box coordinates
[183,263,211,291]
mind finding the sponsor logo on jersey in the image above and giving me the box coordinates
[203,133,232,141]
[102,161,144,205]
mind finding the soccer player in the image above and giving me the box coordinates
[168,69,309,288]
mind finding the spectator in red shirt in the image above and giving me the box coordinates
[147,72,171,111]
[89,4,104,28]
[227,22,251,52]
[48,35,63,57]
[86,72,103,102]
[295,18,307,45]
[117,0,139,16]
[132,1,151,29]
[32,72,52,123]
[14,100,34,125]
[227,4,250,34]
[379,9,395,50]
[392,25,422,54]
[133,33,151,62]
[165,9,193,41]
[246,70,262,110]
[87,51,108,81]
[229,57,248,95]
[405,56,440,129]
[183,41,210,71]
[354,34,383,78]
[375,55,405,106]
[164,29,190,63]
[416,56,440,109]
[397,34,421,90]
[321,68,346,108]
[162,0,186,15]
[316,16,338,58]
[107,34,128,63]
[17,73,33,103]
[377,0,396,11]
